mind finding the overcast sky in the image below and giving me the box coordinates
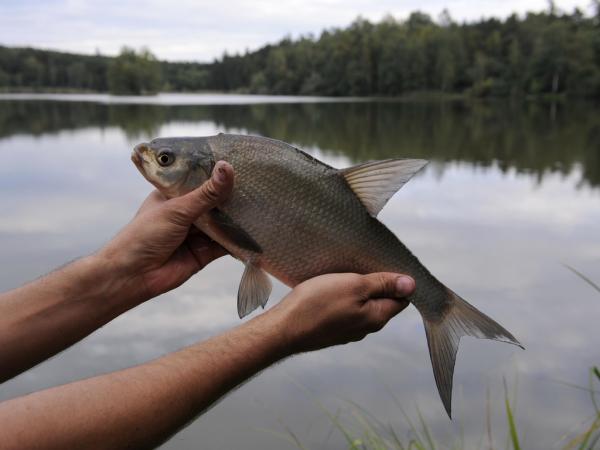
[0,0,592,62]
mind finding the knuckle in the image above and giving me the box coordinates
[349,274,369,297]
[199,180,220,204]
[375,273,394,296]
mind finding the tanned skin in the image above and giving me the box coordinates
[0,161,415,449]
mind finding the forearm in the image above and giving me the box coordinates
[0,308,290,450]
[0,254,141,382]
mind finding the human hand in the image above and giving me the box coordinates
[272,273,415,354]
[98,161,234,303]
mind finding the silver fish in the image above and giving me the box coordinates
[132,133,522,417]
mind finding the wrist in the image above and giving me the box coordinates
[259,302,303,358]
[83,252,146,311]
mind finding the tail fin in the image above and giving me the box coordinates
[423,289,523,418]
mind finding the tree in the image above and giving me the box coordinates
[107,47,161,95]
[2,7,600,98]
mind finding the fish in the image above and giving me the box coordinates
[131,133,522,417]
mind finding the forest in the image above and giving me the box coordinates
[1,6,599,97]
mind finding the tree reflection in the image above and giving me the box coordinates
[0,99,597,188]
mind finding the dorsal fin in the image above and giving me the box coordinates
[341,159,428,216]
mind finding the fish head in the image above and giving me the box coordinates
[132,137,214,198]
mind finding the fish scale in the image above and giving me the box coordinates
[132,133,522,418]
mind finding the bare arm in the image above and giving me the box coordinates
[0,272,414,450]
[0,162,234,383]
[0,157,416,449]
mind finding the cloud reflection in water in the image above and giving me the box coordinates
[0,97,598,449]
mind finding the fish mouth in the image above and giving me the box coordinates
[132,142,150,173]
[131,142,170,194]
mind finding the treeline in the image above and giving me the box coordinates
[213,7,600,97]
[1,6,599,97]
[0,45,211,95]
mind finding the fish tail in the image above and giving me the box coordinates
[422,288,523,418]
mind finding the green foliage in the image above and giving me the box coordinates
[0,99,598,190]
[107,47,161,95]
[204,9,600,98]
[0,46,109,91]
[264,371,599,450]
[1,8,599,96]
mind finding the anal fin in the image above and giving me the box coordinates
[237,262,272,318]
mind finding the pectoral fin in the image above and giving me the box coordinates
[237,262,272,318]
[341,159,428,216]
[210,210,262,254]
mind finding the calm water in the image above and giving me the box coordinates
[0,94,599,449]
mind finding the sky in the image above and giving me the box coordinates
[0,0,593,62]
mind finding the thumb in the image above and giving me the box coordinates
[170,160,234,223]
[360,272,415,299]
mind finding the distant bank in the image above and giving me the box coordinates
[1,7,599,98]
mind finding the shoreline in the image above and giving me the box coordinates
[0,90,584,106]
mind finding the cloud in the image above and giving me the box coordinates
[0,0,591,61]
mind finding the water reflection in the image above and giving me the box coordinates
[0,96,598,449]
[1,99,598,188]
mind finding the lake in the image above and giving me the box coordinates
[0,93,599,449]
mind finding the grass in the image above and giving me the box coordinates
[262,266,600,450]
[504,379,521,450]
[264,369,599,450]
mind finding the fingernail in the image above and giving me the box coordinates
[214,161,227,184]
[395,276,415,296]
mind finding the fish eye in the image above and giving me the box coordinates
[156,150,175,167]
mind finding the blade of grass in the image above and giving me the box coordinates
[344,399,390,432]
[382,384,426,445]
[344,397,410,450]
[486,386,495,450]
[572,416,600,450]
[348,408,387,449]
[563,264,600,293]
[288,378,359,449]
[407,438,428,450]
[321,406,359,449]
[416,405,436,450]
[550,379,600,395]
[255,427,309,449]
[587,430,600,449]
[503,379,521,450]
[589,368,600,415]
[253,396,309,450]
[575,426,594,450]
[388,426,406,450]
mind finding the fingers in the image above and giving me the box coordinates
[358,272,415,299]
[169,161,234,225]
[357,272,415,332]
[186,233,228,269]
[364,298,410,331]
